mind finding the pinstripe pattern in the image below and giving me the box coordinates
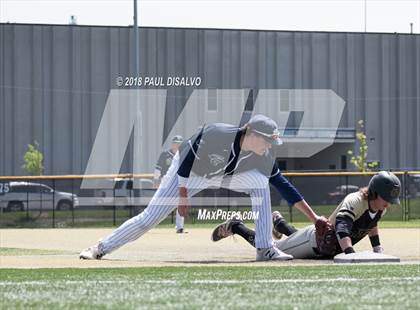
[220,170,272,248]
[100,154,203,254]
[100,155,273,254]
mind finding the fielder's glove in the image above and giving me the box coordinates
[315,216,337,257]
[373,245,384,253]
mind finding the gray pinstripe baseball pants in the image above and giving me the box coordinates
[274,225,318,258]
[100,153,273,254]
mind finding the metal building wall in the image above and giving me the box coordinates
[0,23,419,175]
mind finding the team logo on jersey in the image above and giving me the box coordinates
[166,158,172,166]
[208,154,225,167]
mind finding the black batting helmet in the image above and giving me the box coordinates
[368,171,401,204]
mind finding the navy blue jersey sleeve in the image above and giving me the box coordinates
[177,147,196,178]
[270,163,280,178]
[177,128,204,178]
[269,173,303,205]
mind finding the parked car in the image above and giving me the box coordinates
[0,182,79,212]
[94,178,155,208]
[326,184,360,204]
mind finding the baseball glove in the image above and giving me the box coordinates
[315,217,337,257]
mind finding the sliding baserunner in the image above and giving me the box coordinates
[212,171,401,258]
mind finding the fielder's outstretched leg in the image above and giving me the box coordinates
[79,154,207,260]
[79,171,181,259]
[221,169,273,249]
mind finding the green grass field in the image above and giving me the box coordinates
[0,265,419,309]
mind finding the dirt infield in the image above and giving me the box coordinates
[1,228,419,268]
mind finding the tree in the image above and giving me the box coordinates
[347,120,378,172]
[22,141,44,175]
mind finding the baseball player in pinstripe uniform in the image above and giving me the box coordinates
[153,135,186,233]
[80,114,321,261]
[211,171,401,259]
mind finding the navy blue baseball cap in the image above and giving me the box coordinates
[172,135,183,144]
[248,114,283,145]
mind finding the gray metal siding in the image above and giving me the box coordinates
[0,24,419,175]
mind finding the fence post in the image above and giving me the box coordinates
[289,176,293,222]
[113,187,116,226]
[71,179,75,226]
[404,172,409,221]
[129,185,133,218]
[52,179,55,228]
[345,175,349,195]
[26,186,29,220]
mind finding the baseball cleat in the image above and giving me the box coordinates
[79,243,104,260]
[256,247,293,261]
[176,228,184,234]
[272,211,284,240]
[211,216,243,242]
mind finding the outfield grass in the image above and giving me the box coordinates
[0,265,418,309]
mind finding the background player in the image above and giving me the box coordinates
[212,171,401,259]
[80,114,322,261]
[154,135,186,233]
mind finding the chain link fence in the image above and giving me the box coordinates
[0,172,419,228]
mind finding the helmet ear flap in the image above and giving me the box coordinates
[368,188,377,200]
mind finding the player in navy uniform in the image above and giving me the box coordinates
[154,135,183,186]
[153,135,186,233]
[80,114,322,261]
[211,171,401,259]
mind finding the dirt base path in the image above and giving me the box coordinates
[1,228,419,268]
